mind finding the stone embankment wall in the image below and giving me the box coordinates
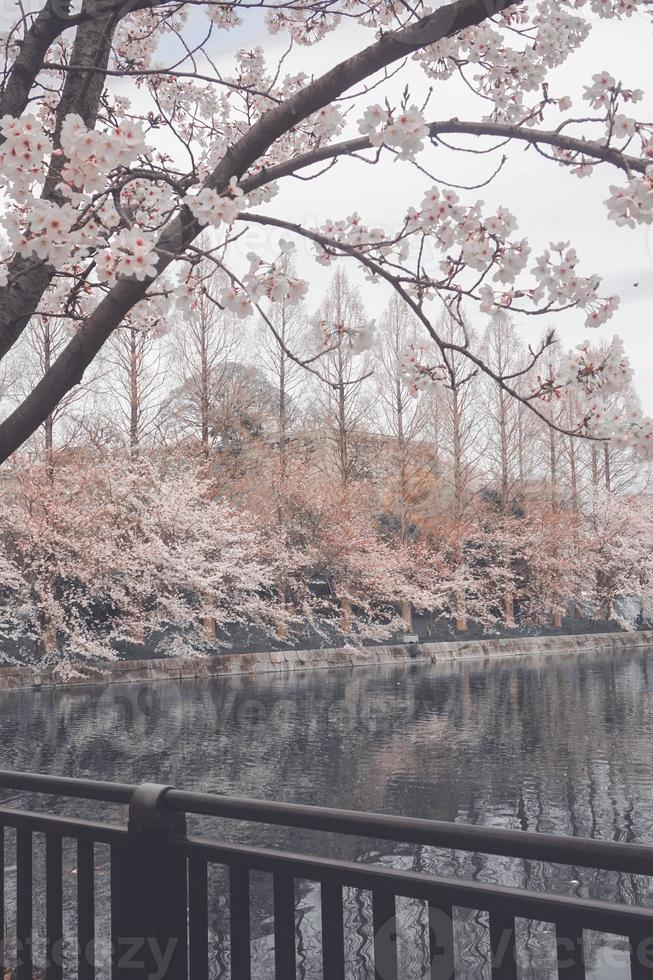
[0,630,651,692]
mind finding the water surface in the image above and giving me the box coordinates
[1,646,653,978]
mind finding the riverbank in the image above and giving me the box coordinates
[0,629,652,692]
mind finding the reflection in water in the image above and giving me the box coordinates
[1,647,652,977]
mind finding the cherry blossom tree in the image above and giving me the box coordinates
[582,491,653,623]
[0,0,650,471]
[0,457,295,673]
[517,503,585,627]
[296,477,442,637]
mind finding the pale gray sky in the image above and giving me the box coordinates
[235,11,653,404]
[126,6,653,408]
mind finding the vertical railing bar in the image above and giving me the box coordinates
[45,834,63,980]
[372,891,398,980]
[630,931,653,979]
[489,909,518,980]
[229,866,251,980]
[110,846,126,980]
[429,901,455,980]
[188,857,209,980]
[16,828,32,980]
[556,922,586,980]
[321,881,345,980]
[77,838,95,980]
[0,825,4,978]
[273,873,296,979]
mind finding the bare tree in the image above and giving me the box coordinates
[480,313,529,512]
[7,316,103,477]
[438,313,485,519]
[257,258,309,481]
[373,294,434,629]
[165,265,241,459]
[308,269,374,487]
[373,295,433,537]
[106,324,168,454]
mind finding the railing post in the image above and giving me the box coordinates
[114,783,188,980]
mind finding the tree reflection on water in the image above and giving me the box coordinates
[0,646,651,978]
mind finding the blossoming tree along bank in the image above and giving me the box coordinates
[0,0,651,462]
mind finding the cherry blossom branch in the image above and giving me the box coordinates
[240,120,648,197]
[238,211,604,442]
[0,0,522,462]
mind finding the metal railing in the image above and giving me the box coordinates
[1,769,653,978]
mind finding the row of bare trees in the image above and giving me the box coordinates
[2,266,641,511]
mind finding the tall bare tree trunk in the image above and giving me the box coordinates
[549,425,557,508]
[591,446,600,495]
[340,596,352,633]
[200,325,210,459]
[43,319,54,484]
[336,345,349,486]
[129,328,140,457]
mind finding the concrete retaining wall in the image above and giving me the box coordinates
[0,630,651,692]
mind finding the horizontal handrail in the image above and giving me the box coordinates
[2,768,653,876]
[163,790,653,875]
[0,806,127,845]
[0,769,133,803]
[174,832,653,933]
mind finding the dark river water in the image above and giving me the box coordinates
[1,646,653,978]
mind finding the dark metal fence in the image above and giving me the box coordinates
[1,768,653,978]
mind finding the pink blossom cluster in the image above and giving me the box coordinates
[0,114,49,194]
[605,171,653,227]
[59,113,147,196]
[530,336,653,456]
[219,241,308,319]
[314,213,398,265]
[205,4,242,30]
[185,180,244,228]
[0,110,154,274]
[113,10,168,70]
[545,337,634,397]
[583,71,643,110]
[410,187,530,286]
[314,188,617,332]
[310,105,345,142]
[530,243,619,328]
[7,200,77,265]
[414,7,588,123]
[414,0,638,123]
[358,104,428,160]
[398,344,447,398]
[588,401,653,455]
[309,313,376,355]
[97,228,159,283]
[265,6,340,45]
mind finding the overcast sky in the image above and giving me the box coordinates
[117,4,653,412]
